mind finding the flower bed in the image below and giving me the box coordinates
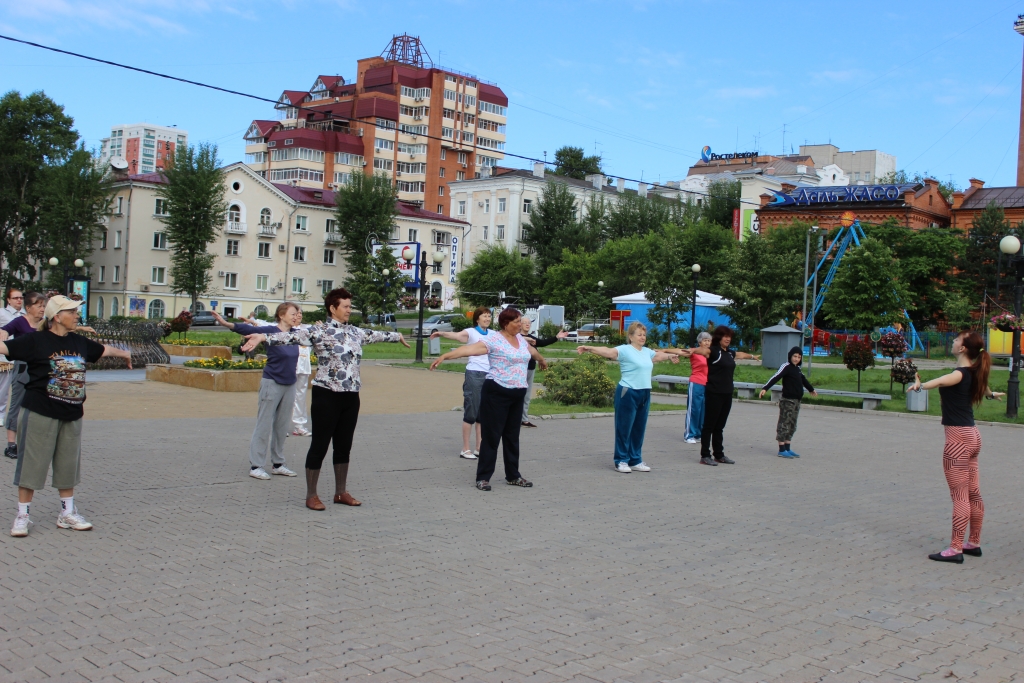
[184,357,267,370]
[166,338,213,346]
[991,312,1024,333]
[146,363,263,391]
[160,343,232,359]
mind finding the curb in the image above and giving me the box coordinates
[733,398,1024,430]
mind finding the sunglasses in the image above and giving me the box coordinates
[9,296,23,301]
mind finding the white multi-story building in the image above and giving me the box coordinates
[89,163,467,319]
[799,144,897,185]
[97,123,187,175]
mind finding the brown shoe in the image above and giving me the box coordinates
[305,495,326,511]
[333,492,362,506]
[521,421,537,428]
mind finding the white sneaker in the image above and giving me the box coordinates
[56,508,93,531]
[271,465,297,477]
[685,438,698,444]
[291,428,310,437]
[631,462,652,472]
[249,467,271,480]
[460,450,478,459]
[10,513,31,537]
[615,462,632,473]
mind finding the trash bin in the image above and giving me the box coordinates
[428,335,441,356]
[906,388,929,412]
[760,322,804,369]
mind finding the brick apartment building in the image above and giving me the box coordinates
[243,34,507,216]
[950,179,1024,229]
[98,123,187,175]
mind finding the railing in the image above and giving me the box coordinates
[259,223,279,237]
[303,119,360,135]
[225,222,247,234]
[323,233,344,244]
[86,320,170,369]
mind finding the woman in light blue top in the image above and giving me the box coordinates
[578,321,681,473]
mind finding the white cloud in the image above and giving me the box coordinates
[713,86,776,99]
[0,0,247,34]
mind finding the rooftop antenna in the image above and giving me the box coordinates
[381,34,432,68]
[782,123,787,156]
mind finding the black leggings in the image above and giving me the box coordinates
[476,379,527,482]
[700,392,733,458]
[305,386,360,469]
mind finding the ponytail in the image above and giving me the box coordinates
[959,331,991,405]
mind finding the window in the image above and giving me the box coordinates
[373,158,393,171]
[224,272,238,289]
[115,197,123,215]
[375,138,395,151]
[267,168,324,183]
[270,147,325,162]
[295,215,308,231]
[397,162,427,174]
[155,198,170,215]
[444,89,457,102]
[291,277,304,294]
[498,198,506,213]
[482,225,488,240]
[464,113,476,126]
[400,86,430,99]
[438,204,444,213]
[439,167,446,178]
[443,108,455,120]
[458,152,468,164]
[478,137,504,151]
[321,280,334,295]
[259,208,272,225]
[398,143,427,155]
[445,75,457,83]
[147,299,165,320]
[113,265,121,283]
[523,199,533,214]
[152,232,167,249]
[479,101,507,116]
[375,118,396,130]
[432,231,451,245]
[496,225,505,241]
[478,119,506,134]
[853,172,860,181]
[335,152,364,166]
[399,123,428,135]
[97,296,104,319]
[325,219,338,233]
[438,186,445,197]
[479,155,498,168]
[396,181,424,193]
[461,131,474,144]
[440,149,446,160]
[228,205,241,223]
[408,229,418,243]
[465,95,476,107]
[226,239,239,256]
[258,242,271,259]
[100,231,107,249]
[284,138,294,145]
[334,172,352,185]
[457,171,465,181]
[484,199,490,213]
[115,231,122,249]
[98,266,105,282]
[442,127,454,139]
[256,274,269,291]
[293,245,306,262]
[111,297,119,317]
[324,249,335,265]
[151,266,166,284]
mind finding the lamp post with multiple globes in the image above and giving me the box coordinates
[999,234,1024,417]
[403,246,446,363]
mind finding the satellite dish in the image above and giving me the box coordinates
[109,157,129,170]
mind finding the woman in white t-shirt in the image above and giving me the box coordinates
[432,307,492,459]
[578,322,682,473]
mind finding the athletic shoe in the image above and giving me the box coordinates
[271,465,297,477]
[615,462,632,473]
[3,444,16,459]
[630,462,651,472]
[507,477,533,487]
[699,457,718,466]
[476,480,491,491]
[714,456,735,464]
[685,438,698,444]
[778,451,797,458]
[249,467,271,480]
[963,546,982,557]
[56,508,93,531]
[460,450,478,459]
[291,428,310,436]
[929,549,964,564]
[10,513,31,537]
[785,450,801,458]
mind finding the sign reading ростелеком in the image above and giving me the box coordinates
[701,145,757,163]
[768,184,918,207]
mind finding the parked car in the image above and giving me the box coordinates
[364,313,398,331]
[566,323,602,342]
[191,311,217,326]
[411,314,460,337]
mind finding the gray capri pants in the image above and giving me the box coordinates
[463,370,487,424]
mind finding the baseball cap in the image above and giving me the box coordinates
[44,295,84,320]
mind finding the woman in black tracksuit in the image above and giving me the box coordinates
[759,346,817,458]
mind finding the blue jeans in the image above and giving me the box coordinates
[614,385,650,466]
[685,382,706,440]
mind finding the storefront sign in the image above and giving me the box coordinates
[701,145,758,163]
[449,236,459,284]
[372,241,420,286]
[768,184,915,207]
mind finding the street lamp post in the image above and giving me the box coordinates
[48,257,85,294]
[802,226,820,345]
[999,234,1024,417]
[403,246,445,363]
[690,264,701,346]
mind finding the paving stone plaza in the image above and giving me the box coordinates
[2,368,1023,682]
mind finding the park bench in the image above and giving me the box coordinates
[652,375,891,410]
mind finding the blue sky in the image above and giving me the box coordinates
[2,0,1023,190]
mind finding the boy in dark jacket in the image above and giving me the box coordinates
[759,346,817,458]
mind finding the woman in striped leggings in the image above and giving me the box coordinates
[909,331,991,564]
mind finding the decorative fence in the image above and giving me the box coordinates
[86,320,170,369]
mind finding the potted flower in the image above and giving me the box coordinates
[990,312,1024,333]
[893,358,926,411]
[879,331,908,392]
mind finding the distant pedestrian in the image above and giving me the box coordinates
[431,307,493,458]
[578,322,681,473]
[3,292,48,460]
[759,346,817,458]
[687,325,759,466]
[431,308,546,491]
[0,287,24,457]
[4,295,132,537]
[908,330,990,564]
[683,331,712,444]
[521,315,568,427]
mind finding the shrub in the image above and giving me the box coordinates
[540,353,616,407]
[303,307,326,324]
[879,331,908,359]
[891,358,918,390]
[184,357,267,370]
[538,320,562,339]
[451,315,472,332]
[169,311,192,340]
[163,338,212,347]
[843,338,875,391]
[606,330,628,346]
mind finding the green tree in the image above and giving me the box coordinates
[457,243,537,307]
[345,245,410,323]
[156,143,227,313]
[593,235,651,298]
[718,233,803,346]
[541,248,610,321]
[942,291,974,331]
[550,146,602,180]
[764,220,816,257]
[842,338,875,392]
[821,237,910,331]
[702,179,741,229]
[334,172,397,274]
[0,90,79,288]
[605,192,672,240]
[954,202,1010,308]
[38,146,114,289]
[522,181,600,272]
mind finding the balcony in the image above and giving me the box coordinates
[225,221,248,235]
[323,233,344,245]
[259,222,279,237]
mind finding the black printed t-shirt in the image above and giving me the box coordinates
[4,330,105,421]
[705,346,737,395]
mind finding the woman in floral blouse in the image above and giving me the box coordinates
[430,308,547,491]
[241,288,409,510]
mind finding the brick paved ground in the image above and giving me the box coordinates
[1,389,1023,682]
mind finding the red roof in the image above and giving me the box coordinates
[248,120,277,137]
[267,128,328,151]
[271,185,467,225]
[478,83,508,107]
[128,172,168,184]
[355,97,399,121]
[397,201,467,225]
[394,65,432,88]
[363,65,395,88]
[279,90,309,106]
[318,75,345,89]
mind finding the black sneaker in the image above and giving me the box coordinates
[699,457,718,466]
[714,455,735,464]
[3,445,15,459]
[507,477,533,487]
[476,480,491,491]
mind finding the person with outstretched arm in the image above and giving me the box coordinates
[759,346,817,458]
[520,315,568,427]
[431,307,493,458]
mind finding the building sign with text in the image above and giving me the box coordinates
[448,236,459,284]
[768,184,916,208]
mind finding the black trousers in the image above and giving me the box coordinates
[476,379,527,482]
[305,386,360,469]
[700,391,734,458]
